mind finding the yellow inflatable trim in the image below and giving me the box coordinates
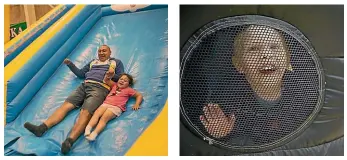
[126,100,168,156]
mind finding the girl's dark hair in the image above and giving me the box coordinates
[119,73,134,85]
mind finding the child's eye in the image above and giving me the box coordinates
[248,46,260,51]
[270,45,279,50]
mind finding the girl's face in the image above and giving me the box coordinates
[117,75,130,89]
[235,26,289,88]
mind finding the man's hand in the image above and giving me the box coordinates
[132,104,140,110]
[200,103,236,138]
[105,68,115,79]
[63,59,72,65]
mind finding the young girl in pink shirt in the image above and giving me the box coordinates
[84,71,143,141]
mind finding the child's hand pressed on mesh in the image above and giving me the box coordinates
[200,103,236,138]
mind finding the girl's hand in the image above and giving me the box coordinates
[200,103,236,138]
[105,68,115,79]
[132,104,140,110]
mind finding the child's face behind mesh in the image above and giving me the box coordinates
[233,25,289,89]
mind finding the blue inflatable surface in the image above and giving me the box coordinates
[4,8,168,156]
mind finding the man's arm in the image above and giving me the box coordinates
[103,69,116,88]
[64,59,91,79]
[111,59,125,82]
[132,92,143,110]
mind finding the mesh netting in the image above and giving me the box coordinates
[180,16,324,151]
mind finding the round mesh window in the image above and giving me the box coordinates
[180,15,325,152]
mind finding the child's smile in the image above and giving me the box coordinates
[259,64,277,74]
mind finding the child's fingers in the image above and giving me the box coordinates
[208,103,219,116]
[133,106,140,110]
[213,104,224,115]
[209,104,217,118]
[203,105,214,120]
[212,104,224,118]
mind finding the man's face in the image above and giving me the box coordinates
[98,45,111,62]
[235,26,288,88]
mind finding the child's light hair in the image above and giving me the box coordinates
[232,25,293,72]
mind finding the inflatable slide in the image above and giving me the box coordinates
[4,4,168,156]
